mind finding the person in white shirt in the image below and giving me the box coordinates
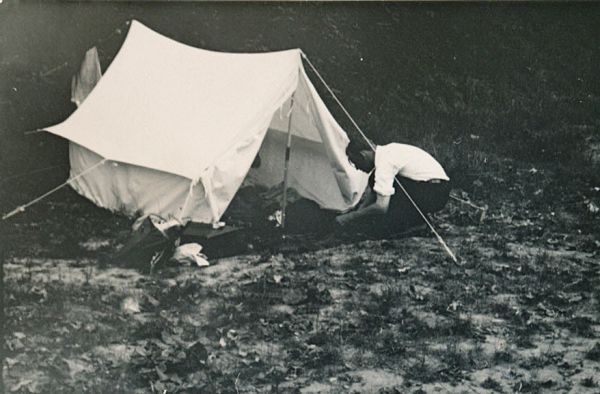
[336,140,450,234]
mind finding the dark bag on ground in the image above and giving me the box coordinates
[113,215,183,272]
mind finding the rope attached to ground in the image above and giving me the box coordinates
[5,20,135,218]
[300,51,459,264]
[2,159,107,221]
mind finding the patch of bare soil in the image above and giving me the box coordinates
[2,157,600,393]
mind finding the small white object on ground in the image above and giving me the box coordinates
[121,296,141,314]
[171,243,210,267]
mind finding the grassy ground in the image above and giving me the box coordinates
[2,152,599,393]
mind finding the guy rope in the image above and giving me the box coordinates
[300,51,459,264]
[2,159,107,221]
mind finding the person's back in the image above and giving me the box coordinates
[337,141,451,235]
[372,143,448,192]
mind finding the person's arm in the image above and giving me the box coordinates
[358,187,376,209]
[336,192,390,225]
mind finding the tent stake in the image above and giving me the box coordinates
[280,94,295,230]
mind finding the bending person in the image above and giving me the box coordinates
[336,140,450,235]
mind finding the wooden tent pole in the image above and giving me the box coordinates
[280,94,296,230]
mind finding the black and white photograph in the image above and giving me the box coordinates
[1,1,599,392]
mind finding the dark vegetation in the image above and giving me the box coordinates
[1,2,600,186]
[1,1,599,393]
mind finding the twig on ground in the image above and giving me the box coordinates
[450,193,488,223]
[235,373,241,394]
[449,194,487,212]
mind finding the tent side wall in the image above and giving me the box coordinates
[68,143,214,222]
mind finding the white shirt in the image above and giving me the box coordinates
[372,143,449,196]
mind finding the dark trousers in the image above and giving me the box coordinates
[349,176,451,237]
[384,177,451,231]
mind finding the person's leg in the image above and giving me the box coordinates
[336,179,451,239]
[384,178,450,233]
[384,178,423,231]
[428,180,451,213]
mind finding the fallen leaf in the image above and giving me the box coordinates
[121,296,141,314]
[13,332,26,339]
[135,346,148,357]
[94,344,135,365]
[145,294,160,307]
[64,358,94,379]
[164,279,178,287]
[30,286,47,300]
[525,292,535,300]
[10,379,33,392]
[79,238,110,251]
[161,330,176,345]
[152,380,166,392]
[155,366,169,381]
[6,357,19,367]
[7,338,24,351]
[182,315,202,327]
[568,294,583,303]
[227,329,238,340]
[537,302,557,317]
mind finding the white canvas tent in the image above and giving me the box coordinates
[43,20,368,225]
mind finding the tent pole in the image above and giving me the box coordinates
[280,94,296,230]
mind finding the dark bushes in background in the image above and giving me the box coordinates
[1,2,599,191]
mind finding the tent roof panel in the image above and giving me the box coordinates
[46,20,301,180]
